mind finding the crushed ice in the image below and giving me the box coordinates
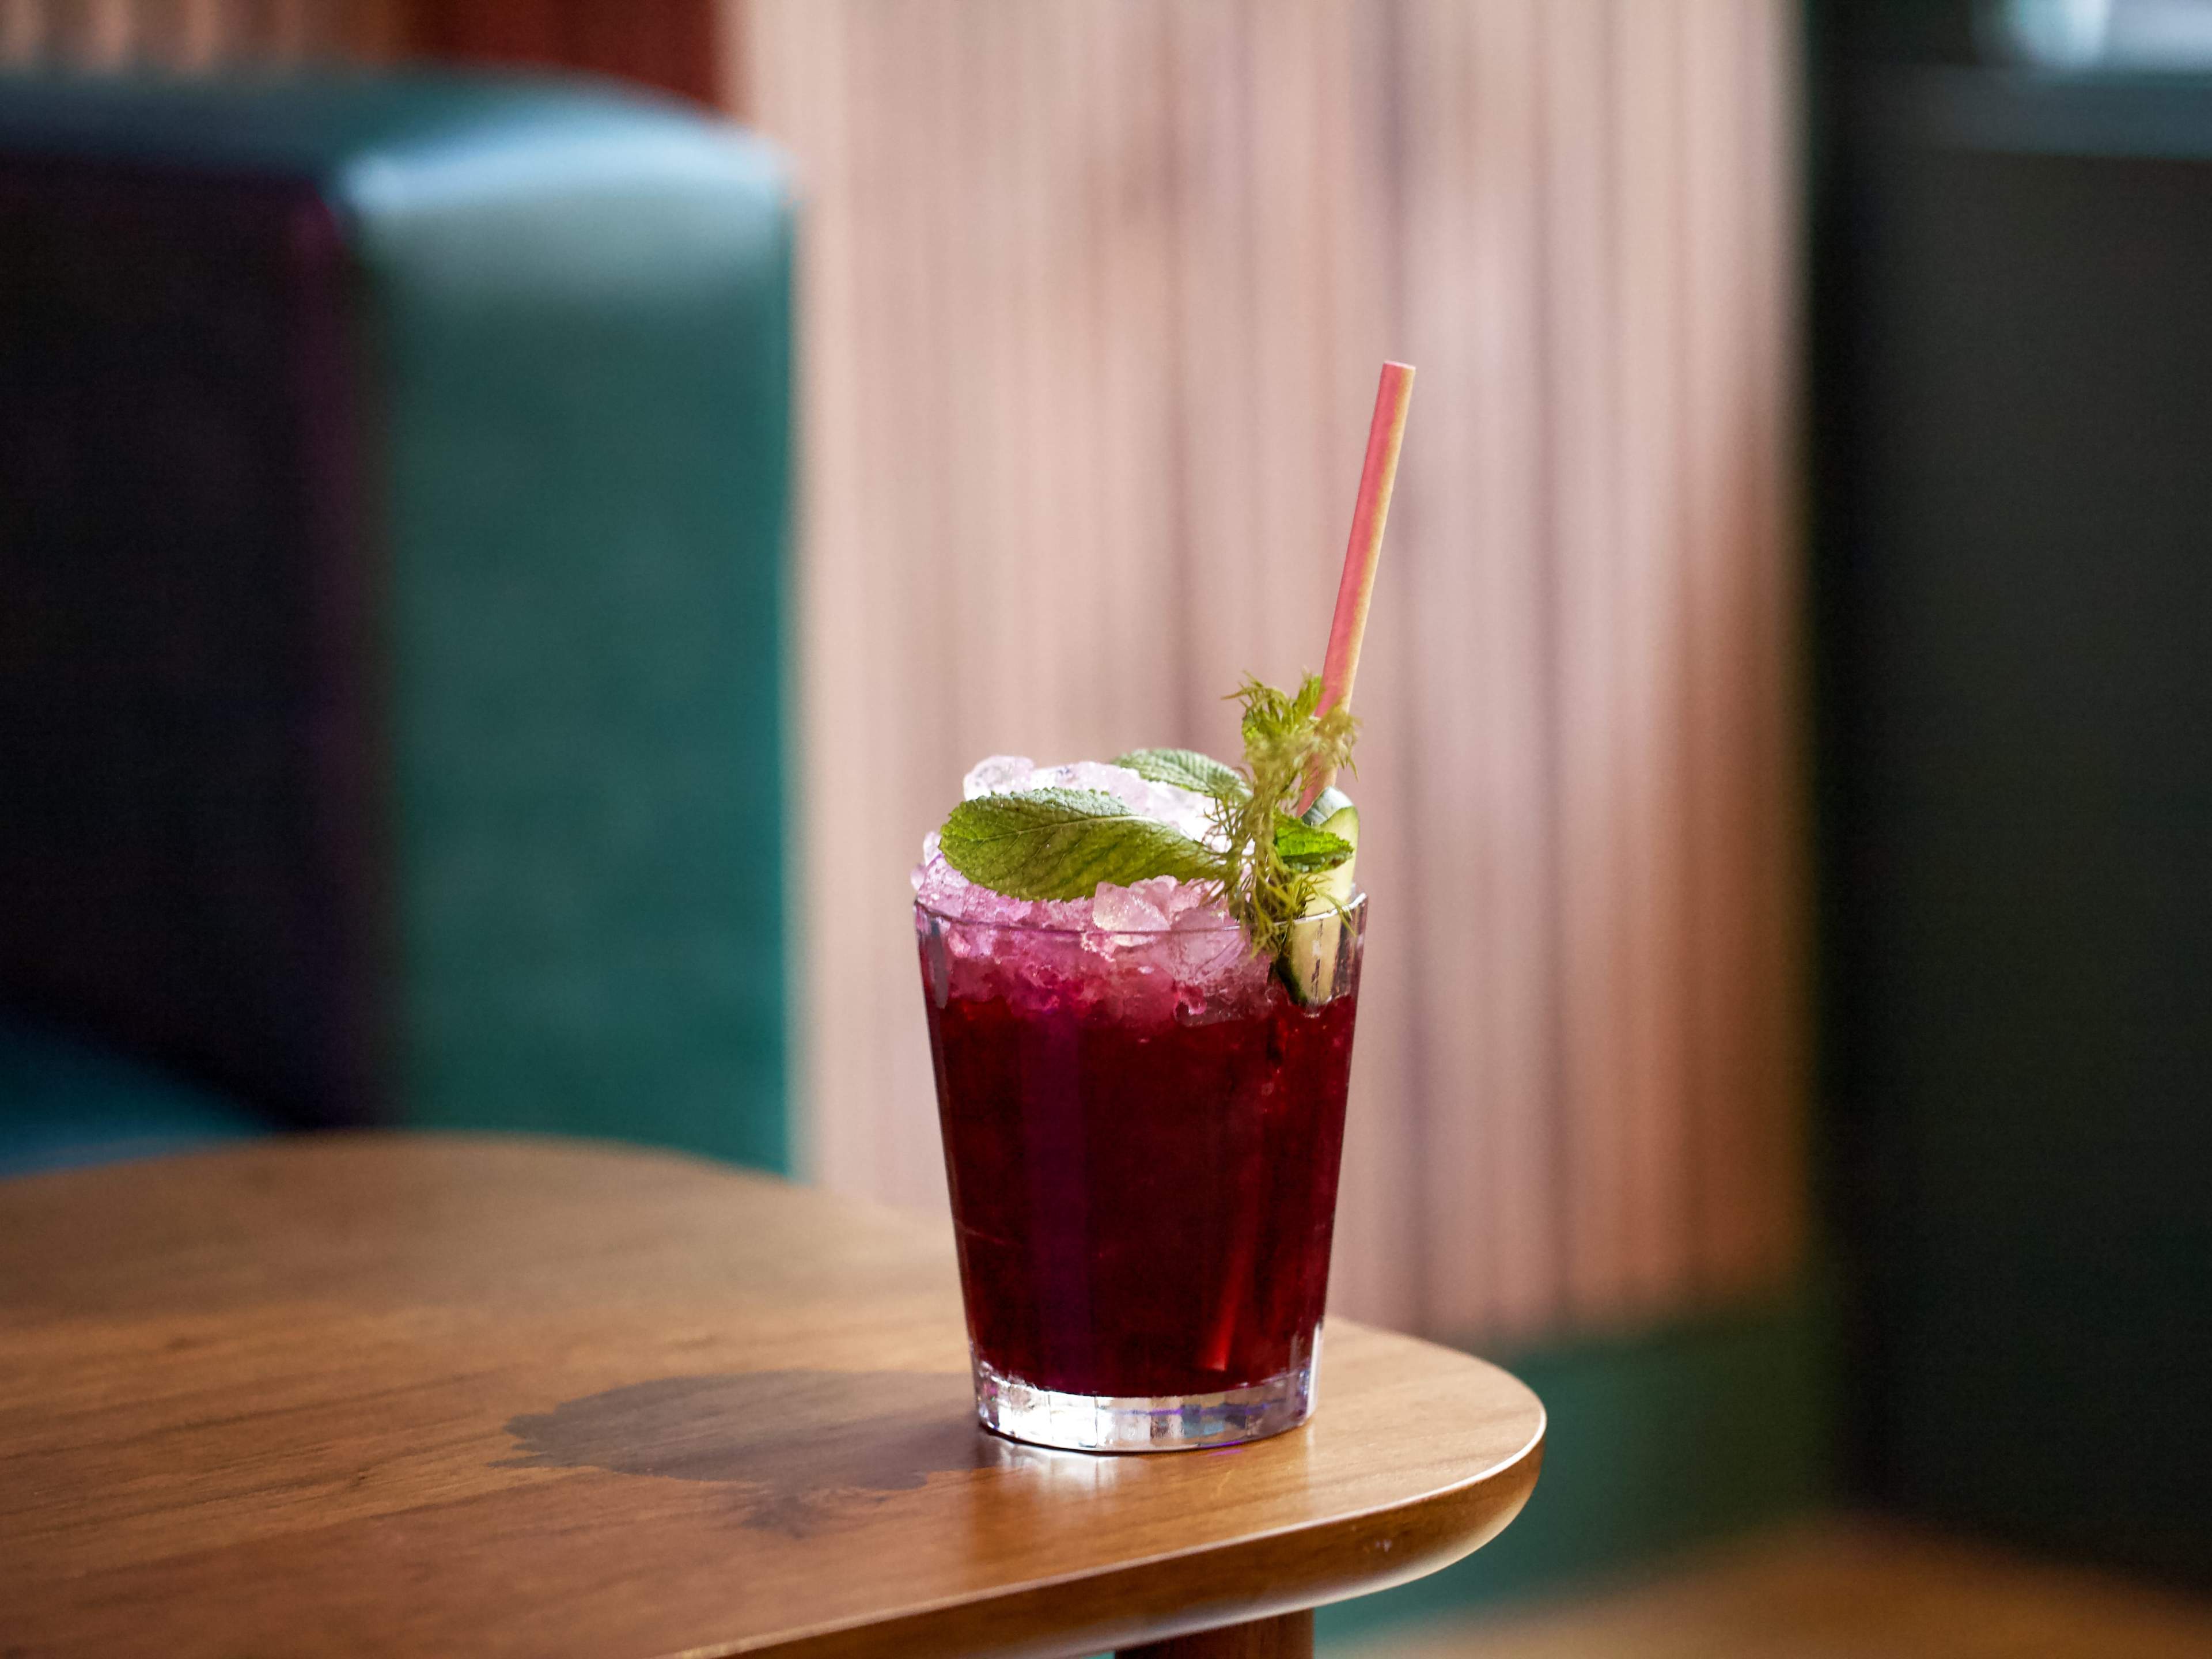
[919,755,1230,934]
[914,755,1265,1012]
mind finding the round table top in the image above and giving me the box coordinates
[0,1134,1544,1658]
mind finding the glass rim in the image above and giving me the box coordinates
[913,888,1366,938]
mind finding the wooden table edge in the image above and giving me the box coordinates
[729,1414,1546,1659]
[2,1137,1547,1659]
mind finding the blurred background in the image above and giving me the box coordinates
[2,0,2207,1653]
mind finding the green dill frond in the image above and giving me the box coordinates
[1207,673,1360,957]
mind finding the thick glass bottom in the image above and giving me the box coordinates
[972,1330,1320,1452]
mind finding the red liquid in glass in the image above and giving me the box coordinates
[923,947,1358,1399]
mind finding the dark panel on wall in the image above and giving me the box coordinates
[0,158,378,1126]
[1820,70,2212,1588]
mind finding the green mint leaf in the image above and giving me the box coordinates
[1113,747,1249,799]
[938,788,1225,901]
[1273,820,1353,873]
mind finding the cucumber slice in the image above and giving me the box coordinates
[1301,785,1354,828]
[1310,802,1359,906]
[1281,801,1359,1006]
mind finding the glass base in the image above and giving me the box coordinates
[972,1330,1320,1453]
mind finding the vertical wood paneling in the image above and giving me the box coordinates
[1612,0,1695,1318]
[1681,0,1756,1293]
[753,0,877,1204]
[1741,0,1811,1287]
[1466,0,1554,1338]
[15,0,1806,1350]
[2,1,718,88]
[858,0,946,1211]
[1,0,42,63]
[3,0,404,67]
[1542,0,1633,1324]
[1090,1,1180,757]
[1400,0,1483,1332]
[1168,0,1260,729]
[793,0,1810,1347]
[1307,0,1422,1334]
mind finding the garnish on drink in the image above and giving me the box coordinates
[914,364,1413,1452]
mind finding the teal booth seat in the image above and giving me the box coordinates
[0,1012,268,1179]
[0,74,794,1173]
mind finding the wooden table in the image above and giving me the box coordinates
[0,1135,1544,1658]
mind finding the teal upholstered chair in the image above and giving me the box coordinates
[0,73,793,1175]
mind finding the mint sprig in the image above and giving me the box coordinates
[936,676,1357,958]
[1272,820,1354,873]
[1114,747,1249,799]
[936,788,1224,902]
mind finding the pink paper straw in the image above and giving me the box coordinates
[1302,361,1414,810]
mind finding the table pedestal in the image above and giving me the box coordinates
[1120,1609,1313,1658]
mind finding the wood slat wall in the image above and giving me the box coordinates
[0,0,400,67]
[745,0,1807,1343]
[6,0,1805,1346]
[0,1,726,102]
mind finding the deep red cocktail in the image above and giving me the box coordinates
[912,363,1409,1450]
[917,895,1363,1450]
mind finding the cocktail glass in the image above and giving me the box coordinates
[916,895,1365,1452]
